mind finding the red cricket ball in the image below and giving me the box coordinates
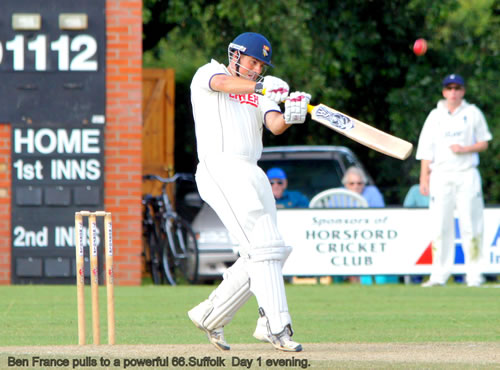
[413,38,428,56]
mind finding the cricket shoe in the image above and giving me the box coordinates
[466,278,484,287]
[466,275,485,287]
[467,281,482,287]
[421,280,445,287]
[188,303,230,351]
[259,324,302,352]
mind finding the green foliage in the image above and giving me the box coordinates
[143,0,500,204]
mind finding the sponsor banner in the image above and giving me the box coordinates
[278,208,500,276]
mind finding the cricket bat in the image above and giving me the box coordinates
[307,104,413,160]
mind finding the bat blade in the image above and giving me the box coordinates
[308,104,413,160]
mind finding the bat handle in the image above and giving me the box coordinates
[260,88,315,114]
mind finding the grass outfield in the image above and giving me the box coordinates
[1,283,499,346]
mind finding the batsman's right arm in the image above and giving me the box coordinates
[210,74,257,94]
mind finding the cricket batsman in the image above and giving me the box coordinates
[187,32,311,352]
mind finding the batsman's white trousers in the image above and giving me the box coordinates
[195,154,292,334]
[428,167,485,285]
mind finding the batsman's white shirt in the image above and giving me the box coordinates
[191,59,280,162]
[416,99,492,285]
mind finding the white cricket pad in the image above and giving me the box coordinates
[190,258,252,331]
[242,213,290,262]
[247,258,291,334]
[240,213,292,334]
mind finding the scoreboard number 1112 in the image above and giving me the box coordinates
[0,34,98,71]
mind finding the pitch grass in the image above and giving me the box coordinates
[0,283,499,346]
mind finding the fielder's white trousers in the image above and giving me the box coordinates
[428,167,485,285]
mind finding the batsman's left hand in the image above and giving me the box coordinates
[284,92,311,124]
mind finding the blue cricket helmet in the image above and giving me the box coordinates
[228,32,273,67]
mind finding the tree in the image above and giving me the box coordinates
[143,0,500,204]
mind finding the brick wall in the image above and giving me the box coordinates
[105,0,143,285]
[0,0,143,285]
[0,125,11,284]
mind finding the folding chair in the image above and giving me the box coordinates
[308,188,369,208]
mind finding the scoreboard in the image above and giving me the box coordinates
[0,0,106,283]
[0,0,105,125]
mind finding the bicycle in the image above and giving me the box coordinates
[142,193,166,284]
[142,173,199,285]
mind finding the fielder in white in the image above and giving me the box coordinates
[188,32,310,352]
[416,74,492,287]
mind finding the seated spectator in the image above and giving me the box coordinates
[267,167,309,208]
[342,166,385,207]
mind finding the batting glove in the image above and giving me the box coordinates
[260,76,289,103]
[284,92,311,124]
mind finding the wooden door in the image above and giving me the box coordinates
[142,68,175,195]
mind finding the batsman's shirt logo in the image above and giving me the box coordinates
[316,106,354,131]
[229,93,259,107]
